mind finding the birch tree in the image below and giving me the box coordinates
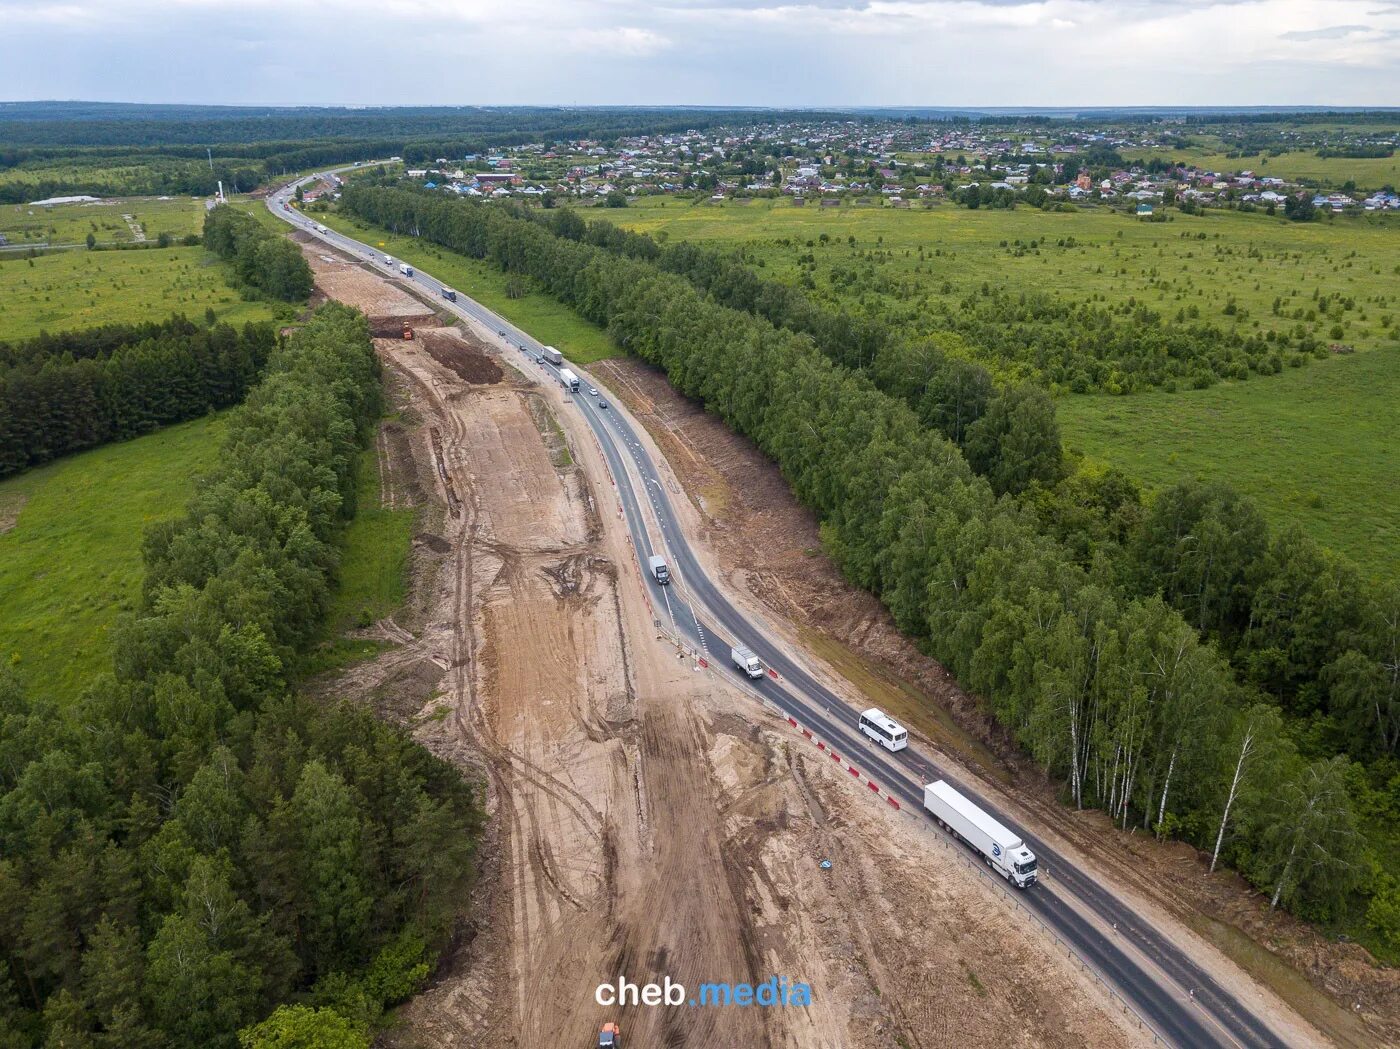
[1251,756,1362,914]
[1210,704,1285,873]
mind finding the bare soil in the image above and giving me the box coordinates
[302,265,1155,1045]
[0,493,25,535]
[300,242,431,320]
[591,356,1399,1048]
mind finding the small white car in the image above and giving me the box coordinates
[588,386,598,396]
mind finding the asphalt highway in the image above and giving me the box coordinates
[267,174,1294,1049]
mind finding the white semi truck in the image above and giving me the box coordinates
[399,263,414,277]
[731,645,764,679]
[922,780,1038,888]
[543,346,563,366]
[559,367,580,392]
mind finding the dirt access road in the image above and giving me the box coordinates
[302,242,1157,1049]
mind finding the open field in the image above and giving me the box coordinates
[0,245,282,340]
[616,197,1400,361]
[319,208,621,363]
[0,194,206,247]
[610,197,1400,577]
[1059,345,1400,581]
[0,413,227,703]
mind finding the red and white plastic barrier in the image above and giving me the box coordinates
[783,714,901,811]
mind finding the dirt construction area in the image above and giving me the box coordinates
[303,249,1159,1048]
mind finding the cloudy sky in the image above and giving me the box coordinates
[3,0,1399,106]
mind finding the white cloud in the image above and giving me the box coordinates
[570,25,673,56]
[0,0,1396,104]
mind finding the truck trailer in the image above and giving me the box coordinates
[731,645,764,679]
[441,287,457,302]
[647,555,670,584]
[922,781,1038,888]
[543,346,563,366]
[559,367,580,392]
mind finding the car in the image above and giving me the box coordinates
[535,354,544,364]
[497,329,506,337]
[597,398,609,409]
[588,386,598,396]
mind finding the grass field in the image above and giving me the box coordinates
[0,414,227,703]
[614,197,1400,361]
[1059,345,1400,581]
[300,444,417,676]
[613,198,1400,577]
[319,208,622,364]
[0,195,206,248]
[0,245,283,341]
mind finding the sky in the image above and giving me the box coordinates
[3,0,1399,107]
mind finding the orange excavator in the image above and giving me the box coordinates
[402,321,414,341]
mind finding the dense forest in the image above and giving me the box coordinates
[339,183,1400,952]
[0,304,484,1048]
[0,314,276,478]
[203,206,313,302]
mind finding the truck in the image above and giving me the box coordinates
[731,644,764,679]
[399,263,414,277]
[648,555,670,584]
[441,287,457,302]
[559,367,581,392]
[922,780,1038,888]
[543,346,563,366]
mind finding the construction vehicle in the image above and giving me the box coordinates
[598,1022,620,1047]
[402,322,414,341]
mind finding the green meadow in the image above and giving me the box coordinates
[0,194,206,248]
[1060,346,1400,581]
[0,414,228,702]
[616,197,1400,358]
[0,245,282,341]
[610,197,1400,577]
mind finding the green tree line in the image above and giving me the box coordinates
[0,315,276,478]
[203,207,313,303]
[339,183,1399,951]
[0,303,484,1047]
[523,204,1398,771]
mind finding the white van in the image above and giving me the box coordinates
[858,707,908,751]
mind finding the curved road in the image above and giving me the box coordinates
[268,174,1295,1049]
